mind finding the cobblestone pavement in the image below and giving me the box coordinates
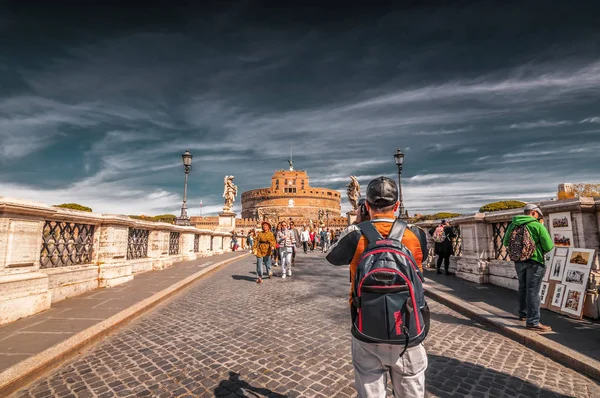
[12,252,600,397]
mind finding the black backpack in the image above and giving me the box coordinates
[352,220,430,355]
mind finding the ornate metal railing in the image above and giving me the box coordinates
[194,234,200,252]
[127,228,149,260]
[40,221,95,268]
[169,232,180,255]
[492,222,510,261]
[452,227,463,257]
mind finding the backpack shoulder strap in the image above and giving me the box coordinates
[386,219,408,242]
[357,221,383,244]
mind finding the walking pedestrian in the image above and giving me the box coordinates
[300,226,310,254]
[246,230,255,251]
[277,221,297,278]
[326,176,428,398]
[254,221,276,284]
[289,221,302,266]
[309,229,316,252]
[231,230,238,251]
[503,204,554,332]
[320,228,331,252]
[429,220,456,275]
[272,222,281,267]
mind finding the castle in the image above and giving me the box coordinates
[190,163,347,231]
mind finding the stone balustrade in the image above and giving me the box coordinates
[0,197,232,326]
[417,197,600,317]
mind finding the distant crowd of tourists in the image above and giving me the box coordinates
[249,220,342,283]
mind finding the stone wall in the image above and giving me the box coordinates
[417,197,600,318]
[0,197,232,326]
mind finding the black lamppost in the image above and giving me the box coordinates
[393,149,408,219]
[176,150,193,226]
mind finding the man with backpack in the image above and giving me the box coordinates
[429,220,456,275]
[326,176,429,398]
[503,204,554,332]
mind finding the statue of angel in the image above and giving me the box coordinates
[222,175,238,212]
[347,176,361,210]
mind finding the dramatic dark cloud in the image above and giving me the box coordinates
[1,1,600,216]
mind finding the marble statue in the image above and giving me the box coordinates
[222,175,238,212]
[347,176,361,211]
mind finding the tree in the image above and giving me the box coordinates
[479,200,526,213]
[571,183,600,198]
[152,214,177,224]
[128,214,177,224]
[411,212,461,222]
[53,203,93,212]
[557,191,576,200]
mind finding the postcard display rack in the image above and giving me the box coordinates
[540,212,596,319]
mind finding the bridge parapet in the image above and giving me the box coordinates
[0,197,233,326]
[416,197,600,318]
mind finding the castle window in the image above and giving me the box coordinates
[327,192,332,196]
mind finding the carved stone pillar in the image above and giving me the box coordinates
[455,213,491,284]
[0,199,52,325]
[148,230,172,270]
[180,230,197,261]
[97,220,133,288]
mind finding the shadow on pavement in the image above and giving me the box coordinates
[429,312,486,330]
[427,354,573,397]
[214,371,287,397]
[232,275,258,282]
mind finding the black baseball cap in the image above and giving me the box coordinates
[366,176,398,207]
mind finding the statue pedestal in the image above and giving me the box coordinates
[347,210,357,226]
[217,212,236,232]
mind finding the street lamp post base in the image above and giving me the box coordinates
[175,217,191,226]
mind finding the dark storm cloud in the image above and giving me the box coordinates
[1,1,600,215]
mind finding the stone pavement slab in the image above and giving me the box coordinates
[0,251,247,394]
[10,252,600,397]
[423,269,600,361]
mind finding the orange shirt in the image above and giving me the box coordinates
[348,212,423,302]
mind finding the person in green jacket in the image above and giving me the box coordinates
[503,204,554,332]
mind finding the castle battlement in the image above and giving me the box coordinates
[241,167,341,221]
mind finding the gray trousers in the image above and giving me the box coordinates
[352,337,427,398]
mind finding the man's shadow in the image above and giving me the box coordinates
[214,371,287,397]
[231,275,257,282]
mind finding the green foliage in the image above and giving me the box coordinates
[153,214,177,224]
[128,214,177,224]
[479,200,526,213]
[53,203,93,212]
[412,212,461,222]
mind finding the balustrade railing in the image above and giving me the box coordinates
[169,232,180,255]
[452,226,463,257]
[492,222,510,260]
[127,228,149,260]
[40,221,95,268]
